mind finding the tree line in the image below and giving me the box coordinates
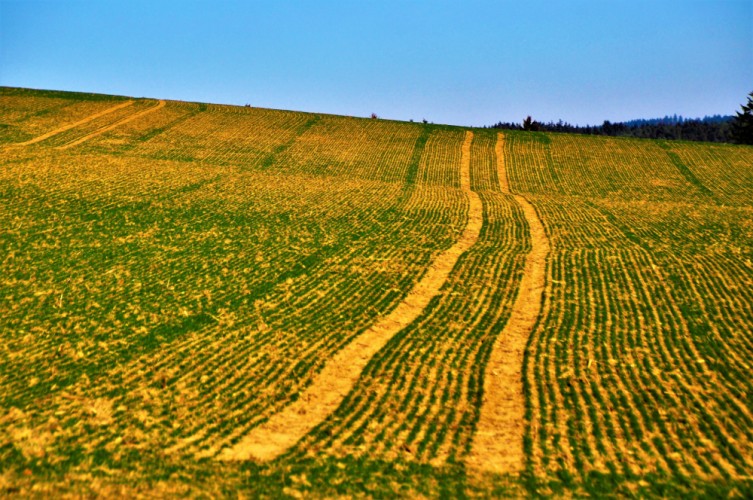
[488,91,753,145]
[488,114,734,143]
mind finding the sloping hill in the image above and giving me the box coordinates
[1,87,752,497]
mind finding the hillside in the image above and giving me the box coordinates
[1,87,753,497]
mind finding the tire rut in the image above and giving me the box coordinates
[467,132,550,474]
[6,100,134,147]
[217,130,482,462]
[56,100,166,149]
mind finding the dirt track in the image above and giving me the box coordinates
[467,132,550,474]
[9,100,134,146]
[57,100,166,149]
[218,131,483,462]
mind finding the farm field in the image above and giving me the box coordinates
[1,86,753,497]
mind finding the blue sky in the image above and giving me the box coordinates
[1,0,751,126]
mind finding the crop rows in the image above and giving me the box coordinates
[503,130,753,483]
[115,104,317,167]
[413,129,464,188]
[506,133,717,201]
[524,205,753,480]
[289,133,528,465]
[0,103,470,466]
[275,115,423,183]
[291,191,527,465]
[662,141,753,206]
[28,101,161,149]
[502,133,559,195]
[0,91,73,124]
[547,135,700,200]
[212,131,481,462]
[592,199,753,389]
[1,90,129,145]
[3,90,752,496]
[1,176,460,462]
[468,130,500,192]
[400,130,467,214]
[71,101,204,156]
[0,93,73,144]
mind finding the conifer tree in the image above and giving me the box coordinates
[731,91,753,145]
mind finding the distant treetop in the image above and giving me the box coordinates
[489,114,736,144]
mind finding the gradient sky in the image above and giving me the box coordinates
[1,0,751,126]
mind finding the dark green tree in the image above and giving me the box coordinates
[523,115,542,132]
[731,91,753,145]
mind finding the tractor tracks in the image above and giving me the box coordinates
[217,131,483,462]
[467,132,550,474]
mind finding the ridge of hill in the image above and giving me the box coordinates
[1,87,752,497]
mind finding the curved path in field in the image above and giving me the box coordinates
[218,130,483,462]
[8,100,134,147]
[467,132,550,474]
[57,100,166,149]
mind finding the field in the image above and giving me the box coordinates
[1,86,753,497]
